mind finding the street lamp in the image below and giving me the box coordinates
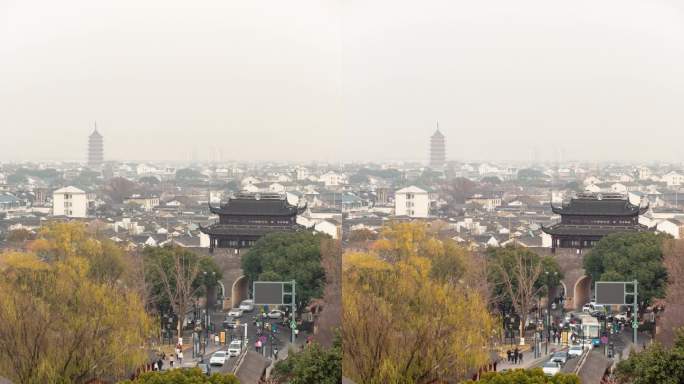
[203,271,217,339]
[545,270,558,355]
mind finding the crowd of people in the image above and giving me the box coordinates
[506,347,524,364]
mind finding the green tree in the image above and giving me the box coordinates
[517,168,549,183]
[121,367,240,383]
[343,222,496,383]
[583,232,669,306]
[5,228,34,244]
[463,368,580,383]
[487,246,562,343]
[176,168,207,183]
[28,221,127,284]
[143,246,222,336]
[348,228,377,242]
[0,252,153,384]
[442,177,477,204]
[272,338,342,384]
[481,176,502,185]
[139,175,161,185]
[104,176,138,203]
[615,330,684,384]
[241,231,327,310]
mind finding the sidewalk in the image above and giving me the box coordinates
[158,341,225,370]
[497,342,562,371]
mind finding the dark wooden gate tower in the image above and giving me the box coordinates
[542,192,650,252]
[200,192,307,252]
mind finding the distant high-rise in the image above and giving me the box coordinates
[88,123,104,167]
[429,122,446,169]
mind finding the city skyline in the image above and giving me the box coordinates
[2,0,684,163]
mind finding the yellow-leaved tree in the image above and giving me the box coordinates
[343,222,496,383]
[0,222,154,384]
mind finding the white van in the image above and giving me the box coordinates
[582,302,604,313]
[239,299,254,312]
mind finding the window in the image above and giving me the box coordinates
[406,193,414,200]
[64,194,71,200]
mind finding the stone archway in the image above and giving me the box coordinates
[231,275,249,309]
[573,275,592,311]
[217,281,226,300]
[559,281,567,299]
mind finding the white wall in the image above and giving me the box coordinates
[52,192,87,218]
[395,191,429,218]
[657,220,681,239]
[200,232,210,248]
[314,220,339,239]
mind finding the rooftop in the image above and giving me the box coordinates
[542,223,651,236]
[53,186,86,194]
[209,191,304,216]
[551,192,646,216]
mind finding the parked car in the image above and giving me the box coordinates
[268,309,286,319]
[209,351,228,366]
[613,313,628,323]
[568,345,584,358]
[551,351,568,365]
[228,308,243,318]
[542,360,561,376]
[228,339,244,357]
[239,299,254,312]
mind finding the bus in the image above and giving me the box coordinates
[577,314,600,347]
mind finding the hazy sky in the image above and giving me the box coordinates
[2,0,684,163]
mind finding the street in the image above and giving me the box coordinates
[205,309,293,375]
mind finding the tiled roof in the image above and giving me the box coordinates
[200,223,305,236]
[541,223,650,236]
[552,194,644,216]
[209,193,303,216]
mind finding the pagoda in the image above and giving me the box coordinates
[542,192,650,252]
[200,192,307,252]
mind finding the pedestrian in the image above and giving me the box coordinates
[294,328,299,339]
[519,351,523,364]
[274,347,279,360]
[513,348,519,364]
[178,350,183,366]
[169,354,174,368]
[157,358,163,371]
[506,349,512,363]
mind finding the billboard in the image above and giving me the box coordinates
[595,282,626,305]
[253,282,285,305]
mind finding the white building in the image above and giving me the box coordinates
[584,184,601,193]
[136,163,158,175]
[394,186,430,218]
[123,195,160,211]
[663,171,684,188]
[294,167,310,180]
[52,186,88,218]
[314,220,341,239]
[611,183,628,194]
[112,218,145,235]
[320,172,348,187]
[657,218,684,239]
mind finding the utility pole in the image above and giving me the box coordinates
[633,280,638,345]
[291,280,297,344]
